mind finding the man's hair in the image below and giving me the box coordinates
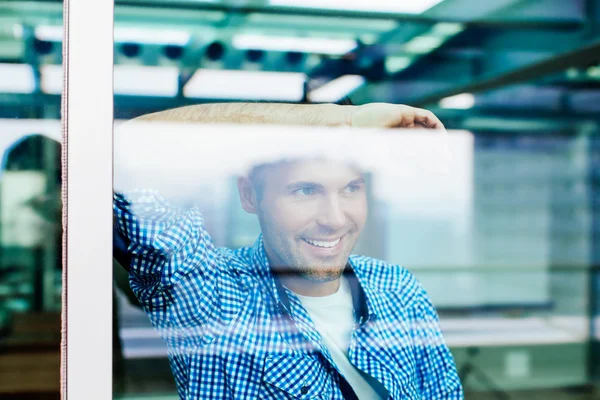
[247,163,272,203]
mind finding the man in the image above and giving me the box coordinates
[113,102,463,399]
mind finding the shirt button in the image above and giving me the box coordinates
[300,385,309,394]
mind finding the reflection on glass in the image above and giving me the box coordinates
[0,3,63,394]
[111,0,600,399]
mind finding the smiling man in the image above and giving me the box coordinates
[241,159,367,295]
[113,102,463,399]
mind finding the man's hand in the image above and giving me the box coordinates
[349,103,445,130]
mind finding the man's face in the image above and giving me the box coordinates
[249,159,368,282]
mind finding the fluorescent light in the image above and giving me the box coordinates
[12,24,23,39]
[36,25,190,45]
[431,23,464,37]
[0,64,35,93]
[269,0,444,14]
[305,54,321,69]
[40,64,63,94]
[308,75,365,103]
[232,33,356,55]
[403,36,445,54]
[587,66,600,79]
[247,13,398,32]
[114,27,191,45]
[359,34,379,45]
[35,25,63,41]
[566,68,579,79]
[385,56,412,73]
[440,93,475,109]
[184,69,305,101]
[114,65,179,97]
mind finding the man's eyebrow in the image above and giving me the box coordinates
[285,181,324,190]
[347,177,366,186]
[285,178,365,191]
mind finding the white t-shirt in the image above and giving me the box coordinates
[293,276,389,399]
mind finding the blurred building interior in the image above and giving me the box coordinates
[1,0,600,399]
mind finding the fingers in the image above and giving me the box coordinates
[391,105,445,130]
[350,103,445,130]
[413,108,445,130]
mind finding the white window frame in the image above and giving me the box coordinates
[63,0,114,398]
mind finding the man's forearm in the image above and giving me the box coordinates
[134,102,355,127]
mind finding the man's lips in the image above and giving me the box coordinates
[302,237,341,248]
[299,234,347,256]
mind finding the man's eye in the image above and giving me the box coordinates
[345,185,360,193]
[294,187,317,196]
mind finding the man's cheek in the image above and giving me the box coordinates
[350,204,368,226]
[278,208,314,229]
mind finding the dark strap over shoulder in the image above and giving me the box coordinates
[113,225,132,272]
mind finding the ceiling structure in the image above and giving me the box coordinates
[0,0,599,129]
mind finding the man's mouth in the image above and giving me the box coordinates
[302,237,342,248]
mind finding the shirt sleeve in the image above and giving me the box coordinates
[113,189,247,347]
[407,276,464,399]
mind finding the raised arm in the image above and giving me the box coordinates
[113,189,248,347]
[130,102,445,130]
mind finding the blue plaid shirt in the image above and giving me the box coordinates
[114,189,463,399]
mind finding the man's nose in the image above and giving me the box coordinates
[316,195,346,231]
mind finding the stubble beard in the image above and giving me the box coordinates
[262,225,355,283]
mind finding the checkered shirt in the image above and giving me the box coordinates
[114,189,463,399]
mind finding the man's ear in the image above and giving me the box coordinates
[237,176,258,214]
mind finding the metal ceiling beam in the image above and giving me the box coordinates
[431,105,600,125]
[353,1,599,108]
[344,0,535,101]
[411,39,600,107]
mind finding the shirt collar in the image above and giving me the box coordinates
[250,234,384,325]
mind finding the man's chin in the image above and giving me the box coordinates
[302,264,346,282]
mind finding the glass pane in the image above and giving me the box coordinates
[0,0,63,397]
[112,1,600,399]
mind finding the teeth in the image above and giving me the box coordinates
[304,238,341,248]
